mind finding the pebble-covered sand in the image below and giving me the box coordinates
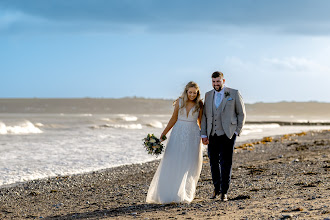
[1,130,329,220]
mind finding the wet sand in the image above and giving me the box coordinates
[0,130,329,219]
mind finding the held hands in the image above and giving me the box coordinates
[202,137,209,145]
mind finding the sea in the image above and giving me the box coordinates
[1,99,330,188]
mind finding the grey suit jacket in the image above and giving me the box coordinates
[201,87,246,139]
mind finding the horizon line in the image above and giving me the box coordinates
[0,97,329,104]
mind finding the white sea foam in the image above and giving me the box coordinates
[90,124,143,129]
[241,129,263,135]
[100,118,113,122]
[0,121,43,135]
[0,120,158,186]
[240,124,280,135]
[146,120,163,128]
[34,123,44,127]
[0,122,6,134]
[244,124,281,129]
[108,124,143,129]
[80,114,93,117]
[121,116,138,122]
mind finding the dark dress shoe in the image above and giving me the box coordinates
[210,190,220,199]
[221,194,228,201]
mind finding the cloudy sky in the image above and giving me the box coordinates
[1,0,330,103]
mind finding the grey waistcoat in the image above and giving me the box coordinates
[211,97,225,136]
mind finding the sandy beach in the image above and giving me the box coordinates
[0,129,329,219]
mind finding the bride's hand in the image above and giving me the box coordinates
[160,134,166,142]
[202,137,209,145]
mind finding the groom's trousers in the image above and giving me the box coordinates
[208,134,236,194]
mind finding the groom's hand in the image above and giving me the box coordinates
[202,137,209,145]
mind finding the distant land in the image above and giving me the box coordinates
[0,98,174,114]
[0,98,330,122]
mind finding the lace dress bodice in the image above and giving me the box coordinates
[177,103,199,122]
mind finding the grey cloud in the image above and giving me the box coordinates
[1,0,330,35]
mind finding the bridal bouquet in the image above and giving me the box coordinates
[143,134,167,156]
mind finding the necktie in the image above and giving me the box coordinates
[215,93,221,108]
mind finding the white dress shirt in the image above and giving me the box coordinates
[214,88,225,108]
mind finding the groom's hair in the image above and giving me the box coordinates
[212,71,224,78]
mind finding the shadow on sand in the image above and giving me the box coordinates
[45,195,251,219]
[45,203,180,219]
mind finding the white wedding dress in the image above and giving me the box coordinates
[146,99,203,204]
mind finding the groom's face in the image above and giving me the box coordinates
[212,77,225,92]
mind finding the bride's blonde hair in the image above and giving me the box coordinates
[174,81,203,114]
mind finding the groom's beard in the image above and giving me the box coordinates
[213,86,223,92]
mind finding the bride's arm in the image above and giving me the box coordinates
[197,101,203,129]
[160,100,179,140]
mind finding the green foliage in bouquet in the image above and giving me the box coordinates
[142,134,166,156]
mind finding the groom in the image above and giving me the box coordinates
[201,71,246,201]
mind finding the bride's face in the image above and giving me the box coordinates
[187,87,198,101]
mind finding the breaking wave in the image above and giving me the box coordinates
[119,115,138,122]
[146,120,163,128]
[90,124,143,130]
[0,121,43,135]
[241,123,280,135]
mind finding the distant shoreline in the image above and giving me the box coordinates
[1,98,330,116]
[0,97,329,103]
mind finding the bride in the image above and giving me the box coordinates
[146,81,204,204]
